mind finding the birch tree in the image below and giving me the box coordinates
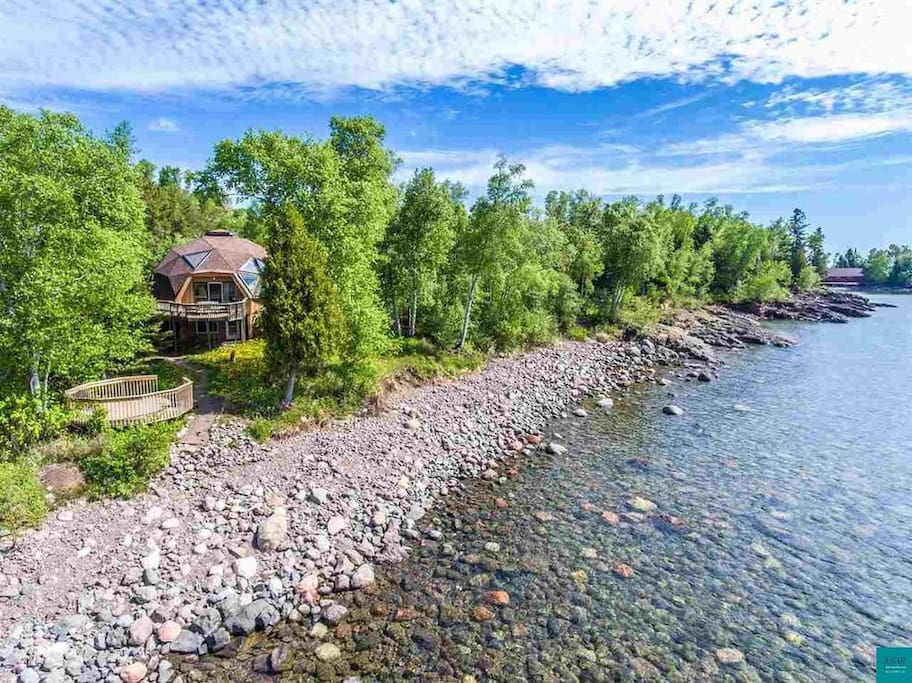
[385,168,460,337]
[0,107,153,398]
[455,157,533,350]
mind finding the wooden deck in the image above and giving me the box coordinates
[65,375,194,427]
[157,299,249,321]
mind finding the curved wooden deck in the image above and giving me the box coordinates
[65,375,194,427]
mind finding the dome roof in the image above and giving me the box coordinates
[153,231,266,300]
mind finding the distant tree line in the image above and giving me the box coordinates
[833,244,912,288]
[0,106,836,409]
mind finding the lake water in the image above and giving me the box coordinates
[211,294,911,682]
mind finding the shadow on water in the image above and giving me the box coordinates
[191,295,912,682]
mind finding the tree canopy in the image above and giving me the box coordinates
[260,205,343,405]
[0,107,154,397]
[198,117,396,359]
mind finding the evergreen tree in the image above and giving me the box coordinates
[260,206,343,407]
[786,209,809,281]
[808,227,828,278]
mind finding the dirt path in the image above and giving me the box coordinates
[159,356,231,445]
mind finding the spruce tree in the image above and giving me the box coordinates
[260,205,343,407]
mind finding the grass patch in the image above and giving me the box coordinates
[0,460,47,535]
[117,357,188,389]
[190,337,485,440]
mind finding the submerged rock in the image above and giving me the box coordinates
[715,647,745,665]
[627,496,657,513]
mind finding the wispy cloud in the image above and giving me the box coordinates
[0,1,910,99]
[633,93,711,119]
[148,117,179,133]
[399,135,912,198]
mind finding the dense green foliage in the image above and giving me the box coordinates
[197,117,395,360]
[832,243,912,287]
[0,107,155,398]
[260,206,344,405]
[79,422,176,498]
[136,160,240,263]
[0,460,47,534]
[0,107,844,504]
[0,395,70,462]
[385,169,462,337]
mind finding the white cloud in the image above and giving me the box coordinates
[399,133,912,198]
[761,79,912,115]
[399,144,812,197]
[148,117,179,133]
[1,1,910,98]
[748,114,912,144]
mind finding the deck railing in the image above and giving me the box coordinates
[65,375,194,427]
[157,299,249,321]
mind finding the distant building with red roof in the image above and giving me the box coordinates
[824,267,865,286]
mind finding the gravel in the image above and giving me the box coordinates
[0,304,795,681]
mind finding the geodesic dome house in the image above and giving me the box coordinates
[153,230,266,348]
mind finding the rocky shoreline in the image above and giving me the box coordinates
[0,292,874,683]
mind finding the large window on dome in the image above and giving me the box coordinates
[182,250,211,270]
[239,272,261,297]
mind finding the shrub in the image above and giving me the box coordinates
[0,461,47,534]
[795,264,821,292]
[248,418,274,442]
[565,324,590,342]
[731,261,791,304]
[80,422,176,498]
[0,395,70,462]
[618,295,663,334]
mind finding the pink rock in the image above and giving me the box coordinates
[119,662,147,683]
[157,620,181,643]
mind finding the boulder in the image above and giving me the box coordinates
[351,564,375,589]
[256,507,288,552]
[270,645,294,672]
[156,621,181,643]
[613,562,635,578]
[169,630,204,655]
[119,663,147,683]
[128,615,154,646]
[715,648,745,666]
[663,404,684,416]
[627,496,657,513]
[483,590,510,606]
[314,643,341,662]
[322,603,348,625]
[233,556,257,579]
[327,516,348,535]
[224,599,279,635]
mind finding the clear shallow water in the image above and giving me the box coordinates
[214,295,912,682]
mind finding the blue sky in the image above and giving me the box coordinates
[2,1,912,253]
